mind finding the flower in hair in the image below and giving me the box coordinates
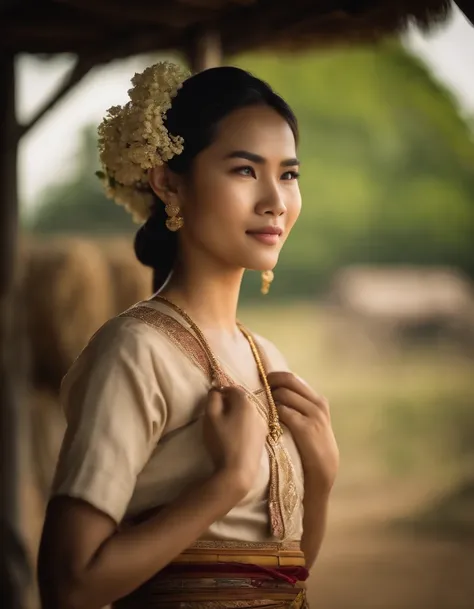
[97,61,190,223]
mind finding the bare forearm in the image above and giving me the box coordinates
[55,471,245,609]
[301,476,331,569]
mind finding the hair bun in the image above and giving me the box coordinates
[134,201,178,289]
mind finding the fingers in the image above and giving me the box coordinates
[221,385,248,405]
[221,385,246,397]
[272,386,314,417]
[208,385,249,415]
[276,403,301,427]
[206,387,224,417]
[268,371,319,402]
[268,371,330,415]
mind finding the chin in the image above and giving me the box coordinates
[230,242,281,272]
[243,256,279,272]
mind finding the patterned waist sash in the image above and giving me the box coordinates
[114,541,309,608]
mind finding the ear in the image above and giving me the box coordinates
[148,165,179,205]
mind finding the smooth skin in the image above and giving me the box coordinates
[37,105,339,609]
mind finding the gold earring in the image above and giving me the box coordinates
[261,270,274,295]
[165,203,184,232]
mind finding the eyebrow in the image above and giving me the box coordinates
[225,150,300,167]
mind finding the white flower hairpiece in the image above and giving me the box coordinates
[96,61,190,223]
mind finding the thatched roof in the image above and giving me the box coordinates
[1,1,463,58]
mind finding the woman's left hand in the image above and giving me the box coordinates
[268,371,339,492]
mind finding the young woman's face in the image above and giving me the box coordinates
[178,105,301,272]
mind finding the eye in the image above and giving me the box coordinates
[281,170,300,181]
[234,165,256,178]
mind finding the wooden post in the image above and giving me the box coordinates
[0,54,30,609]
[186,27,223,73]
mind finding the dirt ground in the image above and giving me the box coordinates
[307,525,474,609]
[306,484,474,609]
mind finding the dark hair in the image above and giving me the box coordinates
[134,66,299,292]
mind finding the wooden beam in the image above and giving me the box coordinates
[177,0,255,7]
[0,53,30,609]
[58,0,217,28]
[16,23,184,137]
[1,21,180,57]
[18,57,95,138]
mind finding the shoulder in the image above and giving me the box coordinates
[251,332,290,373]
[78,301,184,359]
[75,310,164,365]
[61,304,179,393]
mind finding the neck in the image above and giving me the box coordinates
[157,255,244,334]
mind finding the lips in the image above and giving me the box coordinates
[246,226,283,236]
[246,226,283,246]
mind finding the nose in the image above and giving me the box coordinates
[255,182,287,217]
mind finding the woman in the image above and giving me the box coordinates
[37,63,339,609]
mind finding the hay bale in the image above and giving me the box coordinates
[23,237,114,393]
[99,236,153,314]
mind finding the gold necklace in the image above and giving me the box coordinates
[153,295,283,442]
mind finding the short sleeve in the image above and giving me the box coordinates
[51,317,167,524]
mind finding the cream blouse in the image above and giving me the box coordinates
[51,299,304,542]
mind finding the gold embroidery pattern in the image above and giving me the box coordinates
[119,304,300,541]
[188,540,301,551]
[276,444,299,539]
[115,579,307,609]
[119,305,226,386]
[249,337,301,539]
[290,591,309,609]
[236,369,300,540]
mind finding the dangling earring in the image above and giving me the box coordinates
[165,203,184,232]
[261,270,274,295]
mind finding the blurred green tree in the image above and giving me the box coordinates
[28,43,474,296]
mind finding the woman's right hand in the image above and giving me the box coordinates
[202,386,268,492]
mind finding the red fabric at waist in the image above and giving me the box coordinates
[158,562,309,585]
